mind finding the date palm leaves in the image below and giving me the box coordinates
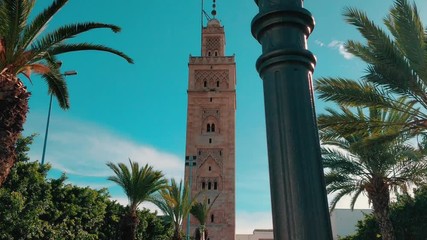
[0,0,133,187]
[316,0,427,137]
[107,160,166,240]
[316,1,427,239]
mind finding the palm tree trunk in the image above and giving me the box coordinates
[0,73,30,187]
[121,210,140,240]
[173,222,181,240]
[368,177,396,240]
[200,225,206,240]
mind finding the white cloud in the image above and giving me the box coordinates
[26,115,184,180]
[236,211,272,234]
[328,40,354,59]
[315,39,325,47]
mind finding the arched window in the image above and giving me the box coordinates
[202,182,206,189]
[214,51,218,56]
[207,124,211,132]
[216,81,219,87]
[208,51,211,56]
[208,198,211,204]
[211,214,214,223]
[211,123,215,132]
[214,181,218,190]
[208,182,212,190]
[204,81,207,87]
[209,138,212,144]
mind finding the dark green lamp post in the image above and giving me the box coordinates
[251,0,333,239]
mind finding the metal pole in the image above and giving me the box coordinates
[40,71,77,165]
[40,94,53,165]
[251,0,333,239]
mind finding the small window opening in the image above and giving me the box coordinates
[210,98,212,102]
[220,150,222,156]
[217,81,219,87]
[211,124,215,132]
[209,138,212,144]
[207,124,211,132]
[211,214,214,223]
[204,81,207,87]
[208,182,212,190]
[208,51,211,56]
[214,51,218,56]
[214,181,218,190]
[199,151,201,155]
[208,198,211,204]
[202,182,206,189]
[209,166,211,171]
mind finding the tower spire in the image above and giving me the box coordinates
[211,0,217,18]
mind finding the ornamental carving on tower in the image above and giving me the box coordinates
[197,148,223,169]
[195,70,229,89]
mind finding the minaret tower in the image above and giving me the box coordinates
[184,2,236,239]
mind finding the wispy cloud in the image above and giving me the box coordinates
[315,39,325,47]
[26,115,183,180]
[328,40,354,60]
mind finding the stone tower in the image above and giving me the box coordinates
[184,18,236,240]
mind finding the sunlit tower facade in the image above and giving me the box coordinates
[183,10,236,240]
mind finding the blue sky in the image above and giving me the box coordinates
[22,0,427,234]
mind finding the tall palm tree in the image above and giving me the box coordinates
[190,194,219,240]
[107,160,167,240]
[315,0,427,138]
[0,0,133,187]
[150,179,196,240]
[320,106,427,240]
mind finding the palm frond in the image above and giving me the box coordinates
[107,159,166,211]
[39,56,69,109]
[190,194,219,226]
[344,6,425,100]
[316,77,394,108]
[29,22,122,61]
[0,0,35,65]
[151,179,196,227]
[329,186,359,212]
[384,0,427,83]
[48,43,134,63]
[350,186,365,210]
[19,0,68,51]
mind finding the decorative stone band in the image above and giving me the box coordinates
[202,109,220,120]
[189,56,235,64]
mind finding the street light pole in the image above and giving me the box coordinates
[251,0,333,239]
[40,70,77,165]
